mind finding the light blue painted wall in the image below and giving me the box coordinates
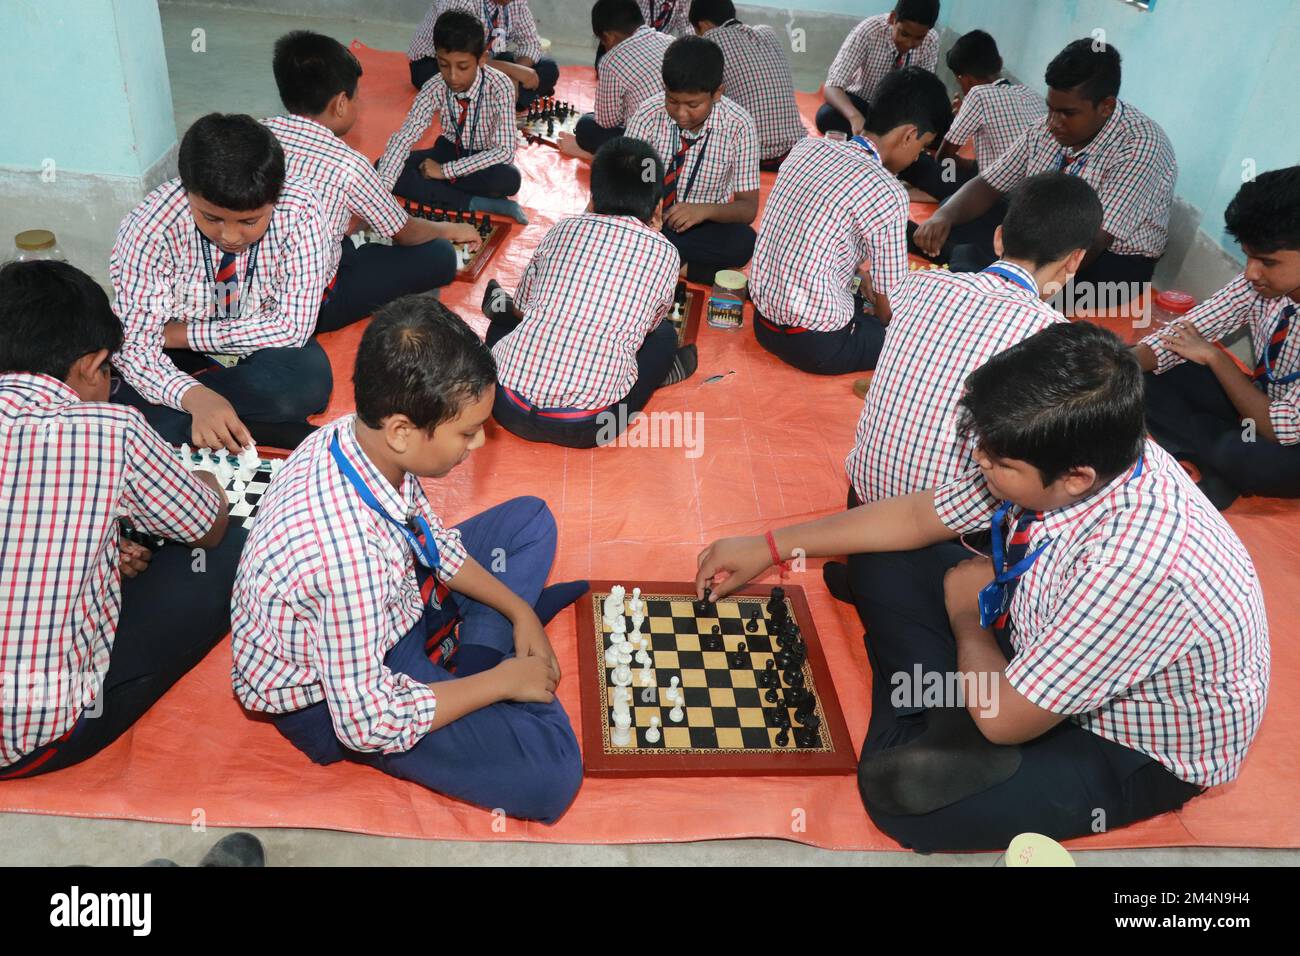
[0,0,175,177]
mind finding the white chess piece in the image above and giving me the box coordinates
[612,708,632,747]
[640,665,654,687]
[635,638,650,666]
[239,442,259,470]
[645,715,661,743]
[628,587,644,617]
[602,585,626,625]
[611,614,627,638]
[669,699,684,723]
[612,661,632,687]
[605,640,620,667]
[179,443,192,468]
[666,675,681,704]
[232,479,246,496]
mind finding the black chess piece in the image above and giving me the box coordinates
[766,586,786,621]
[694,587,712,616]
[797,712,821,731]
[765,686,780,704]
[794,728,820,748]
[775,727,790,747]
[745,610,759,633]
[774,649,791,670]
[760,659,777,687]
[784,667,805,689]
[707,623,722,651]
[674,280,688,308]
[478,219,492,239]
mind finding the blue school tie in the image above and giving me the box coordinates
[1254,305,1300,386]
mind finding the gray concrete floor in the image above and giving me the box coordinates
[1,1,1290,868]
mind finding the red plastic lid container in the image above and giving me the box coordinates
[1154,290,1196,315]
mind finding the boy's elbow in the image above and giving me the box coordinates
[191,507,229,551]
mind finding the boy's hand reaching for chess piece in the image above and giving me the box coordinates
[695,534,772,601]
[181,385,254,454]
[439,222,484,248]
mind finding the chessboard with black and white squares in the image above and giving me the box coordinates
[594,588,831,755]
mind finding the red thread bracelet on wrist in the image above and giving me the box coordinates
[765,530,789,574]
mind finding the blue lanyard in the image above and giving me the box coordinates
[978,454,1145,630]
[329,433,443,584]
[982,262,1037,295]
[199,232,261,319]
[1259,305,1300,385]
[673,129,711,204]
[849,135,881,164]
[445,77,485,150]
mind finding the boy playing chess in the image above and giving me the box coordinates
[0,260,242,779]
[688,0,807,171]
[750,67,952,375]
[816,0,940,137]
[268,31,481,334]
[1138,166,1300,510]
[697,322,1269,853]
[110,113,334,453]
[408,0,560,111]
[561,0,674,160]
[482,137,696,448]
[625,35,760,284]
[913,39,1176,294]
[902,29,1046,202]
[231,296,585,823]
[378,10,524,219]
[826,173,1100,596]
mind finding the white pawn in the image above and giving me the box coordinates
[645,715,661,743]
[635,638,650,666]
[628,586,644,618]
[669,699,684,723]
[232,478,246,497]
[179,442,192,468]
[198,447,213,470]
[239,442,259,470]
[612,708,632,746]
[640,664,654,687]
[216,456,234,485]
[604,640,620,667]
[666,675,681,705]
[610,614,627,639]
[612,661,632,687]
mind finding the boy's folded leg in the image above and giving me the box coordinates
[469,195,529,224]
[316,240,458,335]
[533,580,590,625]
[200,340,333,426]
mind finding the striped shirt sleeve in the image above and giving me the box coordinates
[944,93,984,150]
[377,81,440,190]
[120,410,223,540]
[510,1,543,62]
[979,126,1032,195]
[934,466,999,534]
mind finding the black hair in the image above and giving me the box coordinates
[354,295,496,432]
[273,30,363,116]
[945,29,1002,78]
[688,0,736,27]
[865,66,952,141]
[1000,172,1103,267]
[662,36,724,93]
[434,9,487,58]
[1225,166,1300,255]
[958,322,1145,486]
[0,260,123,381]
[178,113,285,211]
[592,0,644,37]
[590,136,664,222]
[1045,38,1121,104]
[894,0,940,28]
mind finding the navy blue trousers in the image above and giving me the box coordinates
[113,341,333,448]
[814,90,870,136]
[487,318,678,448]
[272,497,583,824]
[663,221,756,285]
[393,137,522,211]
[574,114,624,155]
[1145,361,1300,501]
[316,237,458,334]
[846,540,1202,853]
[0,527,248,778]
[753,300,886,374]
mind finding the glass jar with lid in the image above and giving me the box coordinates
[12,230,67,263]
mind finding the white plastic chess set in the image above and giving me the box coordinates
[175,442,284,528]
[602,585,679,746]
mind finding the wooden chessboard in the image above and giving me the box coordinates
[576,580,857,777]
[394,198,512,282]
[668,281,705,347]
[519,97,582,148]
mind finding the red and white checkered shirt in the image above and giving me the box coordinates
[264,114,410,276]
[944,78,1047,170]
[596,25,674,128]
[846,262,1063,502]
[825,13,938,102]
[702,21,807,161]
[492,213,680,409]
[109,178,333,411]
[750,136,908,332]
[625,95,760,205]
[231,416,468,754]
[639,0,692,37]
[0,374,220,768]
[377,65,517,190]
[982,100,1176,259]
[933,439,1269,788]
[410,0,544,63]
[1141,274,1300,444]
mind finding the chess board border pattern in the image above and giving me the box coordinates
[394,198,512,282]
[577,580,857,777]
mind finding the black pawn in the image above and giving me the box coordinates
[746,608,759,633]
[694,587,712,616]
[775,728,790,748]
[765,686,780,704]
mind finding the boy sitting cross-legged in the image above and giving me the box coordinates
[625,34,761,284]
[482,136,697,449]
[232,295,586,823]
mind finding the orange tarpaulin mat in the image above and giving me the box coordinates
[2,45,1297,850]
